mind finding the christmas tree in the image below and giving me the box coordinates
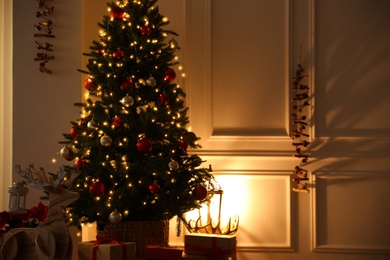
[59,0,214,229]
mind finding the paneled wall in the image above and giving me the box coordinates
[6,0,390,260]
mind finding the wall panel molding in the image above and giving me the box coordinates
[186,0,294,152]
[212,170,294,252]
[311,172,390,254]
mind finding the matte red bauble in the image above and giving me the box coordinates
[113,49,125,60]
[70,127,79,139]
[149,182,161,194]
[193,185,208,200]
[158,93,170,105]
[75,158,86,170]
[120,79,135,91]
[136,137,153,153]
[84,77,96,91]
[164,68,176,82]
[89,181,105,196]
[179,140,188,151]
[110,7,125,21]
[140,25,151,36]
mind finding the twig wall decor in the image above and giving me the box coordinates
[34,0,55,74]
[291,64,310,193]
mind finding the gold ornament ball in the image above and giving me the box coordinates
[109,209,122,224]
[100,134,112,147]
[168,160,179,170]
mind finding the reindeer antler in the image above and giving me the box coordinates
[15,164,74,190]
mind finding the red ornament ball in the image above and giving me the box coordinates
[112,117,123,128]
[164,68,176,82]
[110,7,125,21]
[120,79,135,91]
[193,185,208,200]
[84,77,96,91]
[136,137,153,153]
[149,182,161,194]
[75,158,86,170]
[70,127,79,139]
[140,25,151,36]
[113,49,125,60]
[179,140,188,151]
[158,93,170,105]
[89,181,105,196]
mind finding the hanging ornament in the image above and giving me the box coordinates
[146,76,156,87]
[169,39,178,49]
[89,181,105,196]
[70,127,79,139]
[136,137,153,153]
[112,49,124,60]
[60,145,74,161]
[168,160,179,171]
[164,68,176,82]
[87,120,97,129]
[121,95,134,107]
[84,77,96,91]
[111,116,123,129]
[149,182,161,194]
[110,7,125,21]
[120,79,135,91]
[140,25,151,36]
[109,209,123,224]
[78,118,86,125]
[75,158,86,170]
[158,93,170,105]
[179,140,188,151]
[193,185,208,200]
[100,134,112,147]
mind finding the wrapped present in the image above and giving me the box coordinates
[182,253,208,259]
[78,236,136,260]
[185,234,236,260]
[145,245,183,260]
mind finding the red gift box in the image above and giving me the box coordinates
[78,236,136,260]
[145,245,183,260]
[184,234,236,260]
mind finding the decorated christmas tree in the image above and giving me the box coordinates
[59,0,214,230]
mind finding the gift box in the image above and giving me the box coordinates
[78,238,136,260]
[145,245,183,260]
[182,254,208,259]
[184,234,236,260]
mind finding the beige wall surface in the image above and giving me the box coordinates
[2,0,390,259]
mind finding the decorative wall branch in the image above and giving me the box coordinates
[291,64,310,193]
[34,0,55,74]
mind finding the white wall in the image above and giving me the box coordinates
[3,0,390,260]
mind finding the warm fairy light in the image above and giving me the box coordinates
[96,196,101,201]
[162,17,168,23]
[51,158,57,163]
[162,32,167,37]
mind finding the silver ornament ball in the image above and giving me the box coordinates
[109,209,122,224]
[168,160,179,171]
[121,95,134,107]
[87,120,97,129]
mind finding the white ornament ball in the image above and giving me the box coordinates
[100,134,112,147]
[121,95,134,107]
[168,160,179,171]
[109,209,122,224]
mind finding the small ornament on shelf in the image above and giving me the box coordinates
[290,63,311,193]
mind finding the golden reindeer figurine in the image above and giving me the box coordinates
[0,164,79,260]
